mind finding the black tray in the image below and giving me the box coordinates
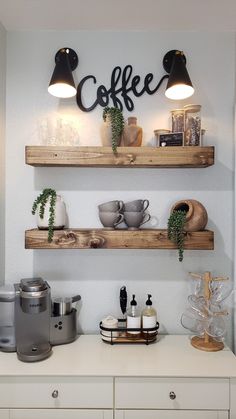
[99,318,159,345]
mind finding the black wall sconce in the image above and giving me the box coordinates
[163,50,194,100]
[48,47,78,98]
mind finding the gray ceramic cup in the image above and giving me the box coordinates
[98,200,124,212]
[124,211,151,229]
[124,199,149,212]
[99,211,124,229]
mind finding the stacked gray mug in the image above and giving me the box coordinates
[98,200,124,229]
[123,199,150,229]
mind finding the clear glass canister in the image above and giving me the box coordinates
[154,129,171,147]
[184,104,201,146]
[171,109,184,133]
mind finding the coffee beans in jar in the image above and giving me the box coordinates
[184,104,201,146]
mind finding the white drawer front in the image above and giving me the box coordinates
[115,377,229,410]
[0,411,9,419]
[10,409,113,419]
[115,410,229,419]
[0,377,113,408]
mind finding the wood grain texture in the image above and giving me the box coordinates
[25,228,214,250]
[25,146,214,168]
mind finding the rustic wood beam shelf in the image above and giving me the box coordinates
[25,146,214,168]
[25,228,214,250]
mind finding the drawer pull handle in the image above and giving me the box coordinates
[169,391,176,400]
[52,390,59,398]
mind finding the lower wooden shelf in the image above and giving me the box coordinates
[25,228,214,250]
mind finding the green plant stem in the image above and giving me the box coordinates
[167,210,187,262]
[32,188,57,242]
[103,106,124,154]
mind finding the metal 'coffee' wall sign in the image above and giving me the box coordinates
[76,65,168,112]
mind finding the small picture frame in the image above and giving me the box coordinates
[159,132,184,147]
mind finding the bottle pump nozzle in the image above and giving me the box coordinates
[131,294,137,306]
[146,294,153,305]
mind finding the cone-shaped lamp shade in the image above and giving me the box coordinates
[48,49,77,98]
[165,51,194,100]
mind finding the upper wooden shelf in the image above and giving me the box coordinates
[25,146,215,168]
[25,228,214,250]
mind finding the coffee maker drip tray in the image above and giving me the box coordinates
[17,342,52,362]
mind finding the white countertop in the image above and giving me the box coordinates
[0,335,236,378]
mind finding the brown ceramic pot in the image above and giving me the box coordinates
[121,117,142,147]
[170,199,208,232]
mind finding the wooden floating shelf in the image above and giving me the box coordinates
[25,146,214,168]
[25,228,214,250]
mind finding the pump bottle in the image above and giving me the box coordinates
[141,294,157,336]
[126,295,141,336]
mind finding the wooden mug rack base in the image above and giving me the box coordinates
[191,336,224,352]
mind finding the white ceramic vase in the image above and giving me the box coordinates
[37,195,66,229]
[100,115,122,147]
[101,115,113,146]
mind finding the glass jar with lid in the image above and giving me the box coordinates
[171,109,184,133]
[184,104,201,146]
[154,129,171,147]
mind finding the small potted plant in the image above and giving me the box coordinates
[167,209,187,262]
[32,188,66,242]
[101,106,124,154]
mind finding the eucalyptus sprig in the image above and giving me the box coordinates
[167,210,187,262]
[103,106,124,154]
[32,188,57,242]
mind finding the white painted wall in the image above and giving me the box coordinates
[5,31,235,347]
[0,22,6,284]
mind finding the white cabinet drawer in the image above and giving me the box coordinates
[0,411,9,419]
[0,377,113,408]
[115,410,229,419]
[10,409,113,419]
[115,377,229,410]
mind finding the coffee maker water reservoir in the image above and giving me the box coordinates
[0,285,16,352]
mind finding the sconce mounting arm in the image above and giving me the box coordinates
[163,50,186,74]
[54,48,78,71]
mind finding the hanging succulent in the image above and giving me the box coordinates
[102,106,124,154]
[167,209,187,262]
[32,188,57,242]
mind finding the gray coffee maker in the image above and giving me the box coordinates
[0,277,80,362]
[14,278,52,362]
